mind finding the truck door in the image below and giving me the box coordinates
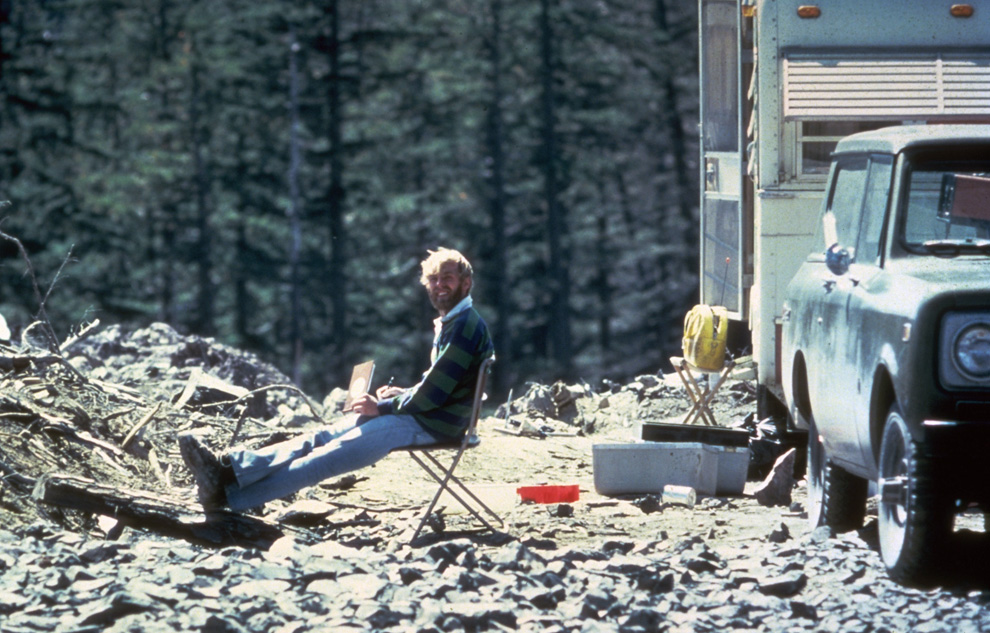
[699,0,746,316]
[844,154,894,474]
[812,155,869,460]
[811,153,893,476]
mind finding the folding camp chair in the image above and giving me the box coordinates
[669,355,736,426]
[396,356,503,542]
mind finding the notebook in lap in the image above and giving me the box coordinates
[343,360,375,411]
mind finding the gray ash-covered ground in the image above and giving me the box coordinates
[1,323,989,632]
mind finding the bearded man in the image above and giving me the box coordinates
[179,248,495,512]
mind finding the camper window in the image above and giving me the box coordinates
[795,121,891,179]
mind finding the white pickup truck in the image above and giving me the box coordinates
[780,124,990,586]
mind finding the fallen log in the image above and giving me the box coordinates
[32,473,284,549]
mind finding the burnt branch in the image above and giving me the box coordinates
[0,229,62,353]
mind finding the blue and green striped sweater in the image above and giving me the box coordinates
[377,300,494,438]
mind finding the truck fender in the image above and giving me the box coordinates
[869,361,897,469]
[788,351,812,431]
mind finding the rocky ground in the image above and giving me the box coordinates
[1,322,989,632]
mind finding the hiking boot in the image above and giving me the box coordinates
[179,432,229,511]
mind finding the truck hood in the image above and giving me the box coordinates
[883,256,990,302]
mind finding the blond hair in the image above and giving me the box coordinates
[419,248,473,287]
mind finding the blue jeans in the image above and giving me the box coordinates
[224,413,441,511]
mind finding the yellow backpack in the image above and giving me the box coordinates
[682,304,728,371]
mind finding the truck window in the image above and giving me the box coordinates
[904,171,949,243]
[903,154,990,247]
[824,156,868,257]
[856,155,894,265]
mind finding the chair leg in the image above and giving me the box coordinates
[673,358,737,426]
[695,361,736,425]
[415,451,504,525]
[408,451,503,542]
[675,362,715,426]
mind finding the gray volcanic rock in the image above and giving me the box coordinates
[2,518,990,632]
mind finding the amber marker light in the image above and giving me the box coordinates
[796,5,821,18]
[950,4,974,17]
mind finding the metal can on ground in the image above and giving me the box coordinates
[662,484,697,507]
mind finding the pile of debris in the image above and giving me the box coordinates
[0,321,337,542]
[495,371,804,487]
[494,374,757,438]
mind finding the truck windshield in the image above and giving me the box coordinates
[902,149,990,256]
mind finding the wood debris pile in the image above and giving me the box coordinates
[0,320,331,545]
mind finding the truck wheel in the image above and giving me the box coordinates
[806,415,867,531]
[877,405,952,586]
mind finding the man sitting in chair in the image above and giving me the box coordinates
[180,247,495,512]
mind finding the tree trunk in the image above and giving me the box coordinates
[231,125,250,345]
[287,28,304,385]
[539,0,572,378]
[325,0,348,387]
[234,217,249,343]
[652,0,696,359]
[0,1,8,80]
[484,0,510,394]
[654,0,696,251]
[189,44,214,335]
[154,0,175,327]
[158,207,176,325]
[33,473,284,549]
[595,200,612,355]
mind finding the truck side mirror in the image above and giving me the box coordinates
[825,243,850,276]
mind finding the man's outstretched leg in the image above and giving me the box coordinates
[178,416,363,511]
[224,414,438,511]
[179,413,439,512]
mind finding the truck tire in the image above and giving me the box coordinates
[877,405,952,587]
[806,415,867,532]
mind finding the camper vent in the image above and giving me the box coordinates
[784,54,990,120]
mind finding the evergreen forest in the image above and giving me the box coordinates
[0,0,700,400]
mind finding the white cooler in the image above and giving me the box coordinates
[592,442,719,496]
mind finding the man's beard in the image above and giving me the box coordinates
[430,282,468,314]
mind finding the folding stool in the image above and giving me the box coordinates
[669,355,736,426]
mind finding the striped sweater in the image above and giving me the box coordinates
[377,300,495,438]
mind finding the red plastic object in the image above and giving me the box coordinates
[516,484,580,504]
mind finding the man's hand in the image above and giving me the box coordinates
[376,385,404,400]
[349,393,380,417]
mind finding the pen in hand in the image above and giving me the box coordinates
[377,376,397,400]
